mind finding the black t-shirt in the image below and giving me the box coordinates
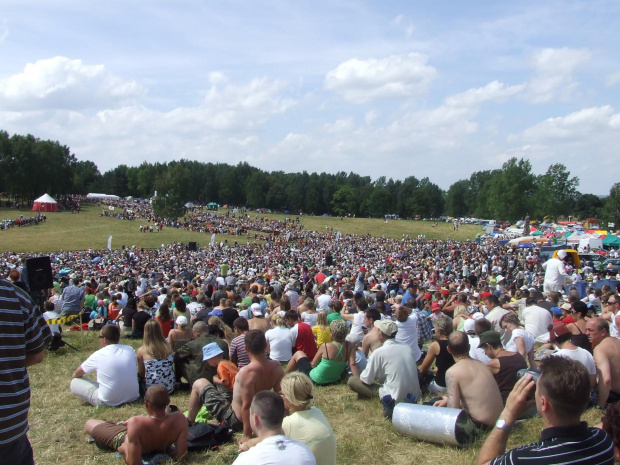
[131,311,151,337]
[194,308,212,325]
[222,307,239,328]
[122,307,137,327]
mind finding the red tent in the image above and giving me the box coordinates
[32,193,58,212]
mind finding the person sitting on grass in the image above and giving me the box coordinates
[232,391,316,465]
[71,324,139,407]
[284,319,359,385]
[239,372,336,465]
[432,331,503,431]
[477,356,614,465]
[137,320,175,394]
[186,330,284,444]
[201,342,239,401]
[312,311,331,347]
[84,385,188,465]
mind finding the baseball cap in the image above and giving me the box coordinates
[202,342,224,361]
[549,322,569,342]
[557,250,567,259]
[478,330,501,348]
[175,316,188,326]
[463,319,475,333]
[250,303,262,316]
[374,320,398,337]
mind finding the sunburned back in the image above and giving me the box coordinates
[248,318,270,333]
[231,359,284,419]
[126,412,186,455]
[599,337,620,392]
[450,359,503,426]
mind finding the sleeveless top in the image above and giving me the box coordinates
[571,324,593,354]
[434,340,455,387]
[494,353,528,402]
[310,342,346,385]
[144,354,175,393]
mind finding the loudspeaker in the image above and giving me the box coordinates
[26,256,53,292]
[188,242,197,251]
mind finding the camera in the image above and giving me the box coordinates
[517,368,541,399]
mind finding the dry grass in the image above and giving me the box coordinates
[28,331,605,465]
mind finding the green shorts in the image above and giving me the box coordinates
[199,384,243,432]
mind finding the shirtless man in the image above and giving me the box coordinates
[187,329,284,444]
[433,331,503,428]
[84,385,188,465]
[586,318,620,407]
[361,308,383,357]
[248,303,271,333]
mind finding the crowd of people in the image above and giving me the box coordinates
[2,210,620,464]
[0,214,46,231]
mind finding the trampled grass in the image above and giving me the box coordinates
[28,331,605,465]
[0,204,479,253]
[8,204,603,465]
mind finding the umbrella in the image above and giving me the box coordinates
[516,243,534,248]
[92,257,102,263]
[532,230,543,236]
[59,268,72,275]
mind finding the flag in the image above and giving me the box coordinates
[210,233,216,247]
[107,236,112,251]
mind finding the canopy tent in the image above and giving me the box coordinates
[603,235,620,247]
[32,193,58,212]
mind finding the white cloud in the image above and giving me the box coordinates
[324,53,436,103]
[0,56,144,110]
[324,117,354,133]
[365,110,378,125]
[524,47,591,103]
[513,105,618,142]
[444,81,525,107]
[208,72,228,85]
[606,71,620,87]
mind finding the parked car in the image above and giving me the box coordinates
[602,258,620,273]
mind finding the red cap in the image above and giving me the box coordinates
[441,289,450,296]
[359,267,367,272]
[549,322,569,342]
[480,291,492,300]
[431,302,442,312]
[424,293,432,300]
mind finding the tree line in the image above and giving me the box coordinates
[0,130,618,225]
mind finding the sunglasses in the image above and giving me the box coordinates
[99,335,105,339]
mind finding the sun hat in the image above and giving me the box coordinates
[202,342,224,361]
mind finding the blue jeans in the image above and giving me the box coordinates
[0,434,34,465]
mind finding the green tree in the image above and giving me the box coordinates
[331,185,356,216]
[485,158,535,222]
[72,160,102,194]
[533,163,579,220]
[574,193,603,220]
[445,180,470,217]
[601,183,620,227]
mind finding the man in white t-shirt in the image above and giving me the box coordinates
[547,321,596,388]
[521,298,553,339]
[234,391,316,465]
[70,325,139,406]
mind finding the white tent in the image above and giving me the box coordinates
[87,193,120,200]
[32,193,58,212]
[578,236,603,252]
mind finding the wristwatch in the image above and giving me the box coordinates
[495,418,513,433]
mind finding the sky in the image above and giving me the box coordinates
[1,1,619,195]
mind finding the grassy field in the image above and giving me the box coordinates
[29,331,604,465]
[0,204,480,253]
[8,204,597,465]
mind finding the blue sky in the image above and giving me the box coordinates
[1,1,618,194]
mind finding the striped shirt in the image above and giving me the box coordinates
[490,422,614,465]
[0,279,52,445]
[229,334,250,369]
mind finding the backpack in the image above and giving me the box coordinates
[186,423,233,451]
